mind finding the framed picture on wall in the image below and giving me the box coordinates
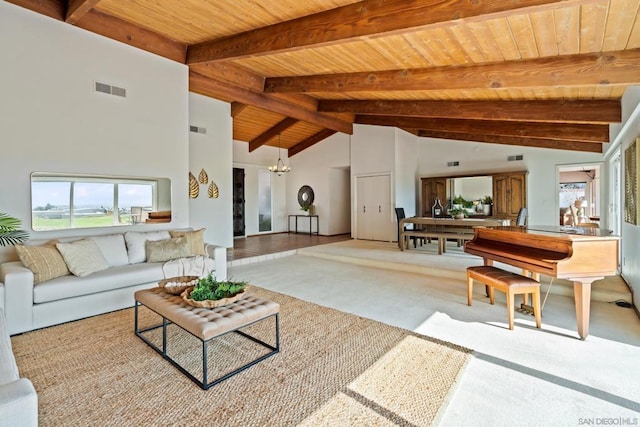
[624,137,640,225]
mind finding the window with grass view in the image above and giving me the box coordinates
[31,174,159,231]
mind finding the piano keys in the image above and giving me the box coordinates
[464,225,620,339]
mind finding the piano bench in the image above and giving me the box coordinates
[466,266,542,331]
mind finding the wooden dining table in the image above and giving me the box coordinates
[398,217,512,253]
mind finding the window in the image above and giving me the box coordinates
[258,170,272,232]
[31,173,168,231]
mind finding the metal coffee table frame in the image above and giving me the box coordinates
[134,301,280,390]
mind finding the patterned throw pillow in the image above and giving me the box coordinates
[169,229,206,256]
[56,239,110,277]
[15,242,71,284]
[124,230,171,264]
[145,236,191,263]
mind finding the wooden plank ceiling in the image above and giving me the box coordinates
[13,0,640,154]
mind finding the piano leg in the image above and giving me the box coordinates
[573,278,601,340]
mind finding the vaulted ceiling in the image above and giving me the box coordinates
[11,0,640,154]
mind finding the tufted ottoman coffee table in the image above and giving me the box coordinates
[134,287,279,390]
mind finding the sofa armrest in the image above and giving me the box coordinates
[205,244,227,281]
[0,262,34,335]
[0,378,38,427]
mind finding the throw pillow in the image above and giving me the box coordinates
[15,242,70,284]
[89,234,129,267]
[145,237,190,263]
[56,239,110,277]
[124,230,171,264]
[169,228,206,256]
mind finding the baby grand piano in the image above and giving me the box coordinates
[464,225,620,339]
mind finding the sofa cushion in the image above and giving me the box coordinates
[15,242,70,284]
[89,234,129,267]
[124,231,171,264]
[146,237,190,263]
[169,228,206,256]
[56,239,110,277]
[33,262,165,304]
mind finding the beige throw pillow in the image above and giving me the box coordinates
[169,229,206,256]
[56,239,110,277]
[15,242,70,284]
[146,237,190,263]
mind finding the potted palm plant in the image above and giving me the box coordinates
[0,213,29,246]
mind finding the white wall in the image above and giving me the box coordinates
[328,167,351,235]
[233,141,288,236]
[608,87,640,309]
[394,129,419,217]
[188,93,233,248]
[0,3,189,262]
[417,138,603,226]
[288,132,351,235]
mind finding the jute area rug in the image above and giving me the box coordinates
[11,286,471,427]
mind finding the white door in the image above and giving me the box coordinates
[356,175,391,241]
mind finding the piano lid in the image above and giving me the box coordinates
[485,225,617,239]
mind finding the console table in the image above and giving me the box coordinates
[288,214,319,235]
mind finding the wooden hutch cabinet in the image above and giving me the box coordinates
[420,171,527,222]
[492,171,527,223]
[421,177,447,216]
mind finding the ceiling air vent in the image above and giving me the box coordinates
[508,154,524,161]
[95,81,126,98]
[447,161,460,167]
[189,125,207,134]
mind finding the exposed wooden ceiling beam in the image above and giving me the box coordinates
[190,63,329,114]
[230,102,249,117]
[355,116,609,143]
[187,0,589,64]
[289,129,338,157]
[65,0,100,24]
[75,10,187,62]
[7,0,64,20]
[249,117,299,152]
[190,71,353,134]
[320,100,620,124]
[416,130,602,153]
[265,49,640,93]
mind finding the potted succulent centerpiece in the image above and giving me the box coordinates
[0,213,29,247]
[181,273,247,308]
[448,207,467,219]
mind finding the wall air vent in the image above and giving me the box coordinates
[189,125,207,134]
[508,154,524,161]
[447,161,460,167]
[95,81,126,98]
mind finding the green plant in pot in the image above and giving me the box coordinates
[448,207,467,219]
[0,213,29,246]
[189,274,247,301]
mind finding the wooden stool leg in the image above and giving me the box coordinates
[488,285,495,304]
[507,290,515,330]
[533,288,542,328]
[467,276,473,306]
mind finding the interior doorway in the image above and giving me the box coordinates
[232,168,245,237]
[557,163,602,226]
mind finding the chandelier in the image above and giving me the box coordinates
[268,134,291,176]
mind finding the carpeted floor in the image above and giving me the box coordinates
[11,286,471,427]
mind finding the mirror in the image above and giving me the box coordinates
[297,185,315,208]
[31,172,172,230]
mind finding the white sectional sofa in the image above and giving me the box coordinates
[0,308,38,426]
[0,229,227,335]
